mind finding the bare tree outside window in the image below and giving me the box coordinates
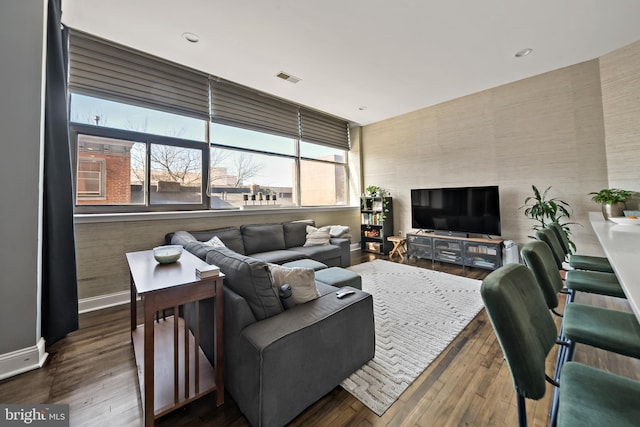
[232,152,263,187]
[150,145,201,185]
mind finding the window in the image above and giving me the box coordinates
[209,147,295,209]
[70,94,206,141]
[300,160,348,206]
[77,158,105,200]
[210,123,295,155]
[67,31,351,213]
[300,141,346,162]
[71,122,207,211]
[149,144,203,205]
[75,134,146,205]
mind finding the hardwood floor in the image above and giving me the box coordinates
[1,252,639,426]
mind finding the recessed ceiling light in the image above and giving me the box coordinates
[182,32,200,43]
[515,48,533,58]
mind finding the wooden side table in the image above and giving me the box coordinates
[387,235,407,260]
[126,250,225,427]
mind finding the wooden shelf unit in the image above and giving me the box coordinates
[407,232,503,271]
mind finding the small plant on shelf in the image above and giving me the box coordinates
[521,185,578,252]
[363,186,390,220]
[365,185,386,198]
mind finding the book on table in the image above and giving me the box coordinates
[196,264,220,278]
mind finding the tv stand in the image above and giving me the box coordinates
[406,232,503,271]
[433,230,468,238]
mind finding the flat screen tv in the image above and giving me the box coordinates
[411,186,501,236]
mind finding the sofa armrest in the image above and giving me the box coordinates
[186,286,255,386]
[330,237,351,267]
[224,285,257,335]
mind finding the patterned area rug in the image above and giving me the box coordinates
[342,259,484,416]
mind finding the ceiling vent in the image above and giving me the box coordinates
[276,71,301,84]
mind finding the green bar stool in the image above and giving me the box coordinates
[481,263,640,427]
[521,241,640,361]
[521,239,640,424]
[535,229,625,302]
[547,222,614,273]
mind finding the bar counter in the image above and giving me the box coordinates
[589,211,640,320]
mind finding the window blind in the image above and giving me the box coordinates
[299,107,350,150]
[210,79,300,139]
[68,30,210,121]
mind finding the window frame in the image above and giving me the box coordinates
[71,123,210,213]
[71,122,350,213]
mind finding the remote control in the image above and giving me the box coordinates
[336,290,355,299]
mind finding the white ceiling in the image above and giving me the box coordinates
[61,0,640,126]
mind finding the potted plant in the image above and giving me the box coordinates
[521,185,577,252]
[589,188,634,220]
[363,185,390,220]
[365,185,386,198]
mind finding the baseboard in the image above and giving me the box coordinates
[0,338,48,381]
[350,243,360,252]
[78,290,131,314]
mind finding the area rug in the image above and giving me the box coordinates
[341,260,484,416]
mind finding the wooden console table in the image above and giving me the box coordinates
[126,250,224,426]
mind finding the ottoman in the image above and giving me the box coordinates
[282,259,328,271]
[315,267,362,290]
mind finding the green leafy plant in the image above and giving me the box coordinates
[363,185,390,220]
[521,185,577,252]
[589,188,634,204]
[365,185,386,197]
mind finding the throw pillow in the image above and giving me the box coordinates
[202,235,226,248]
[329,225,351,238]
[303,225,331,247]
[268,263,320,305]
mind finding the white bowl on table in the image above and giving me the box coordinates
[153,245,183,264]
[609,216,640,226]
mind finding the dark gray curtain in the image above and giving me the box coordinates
[43,0,79,344]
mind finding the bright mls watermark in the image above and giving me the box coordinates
[0,404,69,426]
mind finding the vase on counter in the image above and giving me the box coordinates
[602,202,626,220]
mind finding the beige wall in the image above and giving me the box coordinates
[361,59,609,255]
[600,39,640,203]
[75,209,359,299]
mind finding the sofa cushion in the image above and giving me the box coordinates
[289,244,342,266]
[304,225,331,247]
[249,249,308,265]
[183,241,214,261]
[315,267,362,290]
[205,247,283,320]
[283,220,315,248]
[179,227,245,255]
[241,223,287,255]
[268,263,320,304]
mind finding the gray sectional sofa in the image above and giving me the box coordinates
[165,221,375,427]
[166,221,351,268]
